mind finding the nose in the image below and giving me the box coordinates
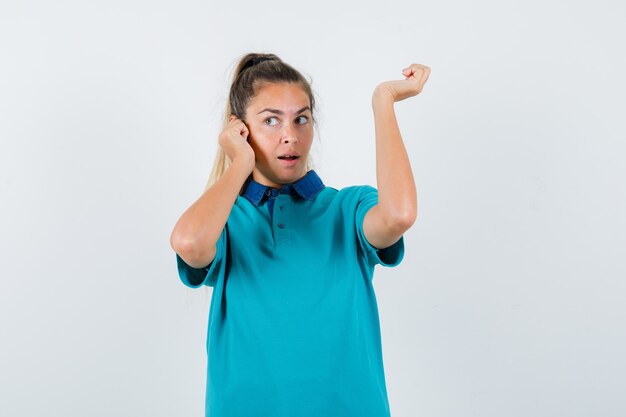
[281,122,299,144]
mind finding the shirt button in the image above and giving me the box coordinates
[279,205,284,210]
[277,223,285,229]
[265,189,271,196]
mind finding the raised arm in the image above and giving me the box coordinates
[170,117,255,268]
[363,63,430,249]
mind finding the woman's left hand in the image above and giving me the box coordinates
[373,63,431,103]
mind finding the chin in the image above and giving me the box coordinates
[255,161,307,187]
[276,171,301,181]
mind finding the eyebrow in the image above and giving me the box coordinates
[257,106,311,115]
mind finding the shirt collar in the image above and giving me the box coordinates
[242,169,325,206]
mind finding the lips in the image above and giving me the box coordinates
[277,151,301,167]
[277,152,301,160]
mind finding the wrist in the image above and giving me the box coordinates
[232,153,255,172]
[371,87,395,110]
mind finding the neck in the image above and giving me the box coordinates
[252,168,307,188]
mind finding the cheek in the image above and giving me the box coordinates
[248,126,273,144]
[303,134,315,148]
[247,137,272,159]
[248,139,263,154]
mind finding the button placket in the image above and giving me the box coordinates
[273,194,291,246]
[266,188,279,223]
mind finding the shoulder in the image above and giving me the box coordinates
[311,184,378,216]
[330,184,378,206]
[234,194,258,210]
[225,195,266,221]
[318,184,376,200]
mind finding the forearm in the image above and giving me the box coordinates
[371,89,417,229]
[170,155,253,263]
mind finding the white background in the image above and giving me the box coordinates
[1,0,625,416]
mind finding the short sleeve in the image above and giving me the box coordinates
[355,185,405,267]
[175,226,227,288]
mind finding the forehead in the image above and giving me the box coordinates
[248,82,310,112]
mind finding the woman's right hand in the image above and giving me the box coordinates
[219,116,256,171]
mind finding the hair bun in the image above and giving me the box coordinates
[241,56,274,73]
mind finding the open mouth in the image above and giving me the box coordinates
[277,155,300,160]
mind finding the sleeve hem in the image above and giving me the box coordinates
[363,235,405,267]
[354,185,406,268]
[176,229,226,288]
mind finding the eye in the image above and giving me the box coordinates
[264,117,278,126]
[296,116,309,124]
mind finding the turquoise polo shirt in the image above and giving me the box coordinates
[175,169,405,417]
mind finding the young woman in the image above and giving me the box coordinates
[170,52,430,417]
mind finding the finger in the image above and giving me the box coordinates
[402,64,416,73]
[405,64,430,87]
[403,63,429,75]
[418,67,431,86]
[402,65,421,81]
[240,123,249,137]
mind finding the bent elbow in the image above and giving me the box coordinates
[170,229,190,255]
[389,208,417,233]
[175,240,216,269]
